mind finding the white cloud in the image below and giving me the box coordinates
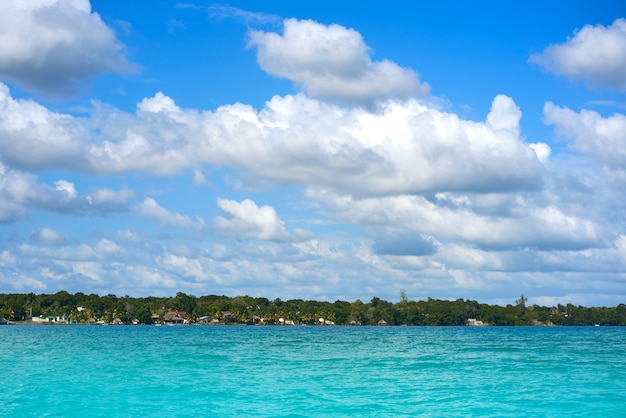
[0,82,545,196]
[31,227,68,245]
[486,94,522,135]
[115,229,140,243]
[0,162,134,216]
[203,4,282,26]
[311,190,606,251]
[1,2,626,307]
[195,93,541,195]
[529,142,551,164]
[10,275,47,291]
[66,261,104,283]
[0,250,16,266]
[437,243,504,270]
[126,265,177,290]
[0,83,86,170]
[192,168,210,186]
[18,242,97,261]
[544,102,626,169]
[87,186,135,210]
[54,180,77,198]
[215,198,290,241]
[292,239,343,260]
[135,197,206,230]
[530,18,626,90]
[248,18,429,105]
[3,213,624,304]
[94,238,124,257]
[158,254,208,282]
[137,92,182,114]
[0,0,134,96]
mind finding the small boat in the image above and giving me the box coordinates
[0,317,15,325]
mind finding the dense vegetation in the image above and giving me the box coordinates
[1,291,625,326]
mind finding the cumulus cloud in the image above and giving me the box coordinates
[158,254,208,282]
[55,180,77,198]
[126,265,177,290]
[0,83,86,170]
[0,250,16,266]
[529,142,551,164]
[530,18,626,90]
[1,5,624,304]
[0,163,134,217]
[26,180,134,215]
[0,81,545,196]
[486,94,522,135]
[9,275,47,291]
[94,92,543,194]
[31,227,69,245]
[86,186,135,211]
[311,190,606,251]
[248,18,429,105]
[0,0,134,96]
[137,92,181,113]
[94,238,125,258]
[215,198,289,241]
[436,243,504,271]
[135,198,206,230]
[544,102,626,169]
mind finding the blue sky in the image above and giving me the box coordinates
[1,0,625,306]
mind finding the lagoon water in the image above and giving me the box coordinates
[1,326,625,417]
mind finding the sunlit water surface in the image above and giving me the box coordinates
[1,326,625,416]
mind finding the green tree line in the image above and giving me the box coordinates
[1,291,625,326]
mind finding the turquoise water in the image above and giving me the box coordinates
[1,326,625,417]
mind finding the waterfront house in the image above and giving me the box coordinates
[163,311,186,324]
[32,315,68,323]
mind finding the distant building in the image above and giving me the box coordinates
[163,311,186,324]
[32,315,68,323]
